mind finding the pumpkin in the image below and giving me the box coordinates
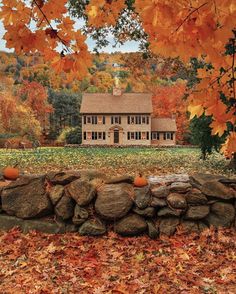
[3,166,20,181]
[133,173,148,187]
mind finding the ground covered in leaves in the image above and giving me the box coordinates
[0,147,234,177]
[0,228,235,293]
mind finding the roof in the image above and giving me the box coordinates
[151,118,177,132]
[80,93,153,114]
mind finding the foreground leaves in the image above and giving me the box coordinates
[0,227,235,293]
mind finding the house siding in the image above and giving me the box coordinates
[82,114,151,145]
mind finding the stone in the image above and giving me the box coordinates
[157,207,182,217]
[185,205,210,220]
[66,179,96,206]
[65,223,78,233]
[157,217,180,236]
[134,185,151,209]
[79,218,106,236]
[23,218,65,234]
[201,181,236,200]
[47,171,80,185]
[167,193,187,209]
[151,186,170,198]
[1,176,53,219]
[72,204,89,225]
[48,185,64,205]
[219,178,236,185]
[170,182,192,193]
[55,194,75,220]
[133,206,156,218]
[190,173,226,187]
[79,170,107,181]
[95,183,133,220]
[148,174,190,186]
[105,175,134,185]
[0,214,24,231]
[206,202,235,227]
[181,221,208,233]
[150,197,167,207]
[114,214,147,236]
[185,189,208,205]
[147,221,159,239]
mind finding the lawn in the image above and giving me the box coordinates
[0,147,234,177]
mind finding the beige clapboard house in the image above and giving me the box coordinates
[80,87,177,146]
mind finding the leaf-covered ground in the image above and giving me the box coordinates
[0,147,234,177]
[0,228,235,293]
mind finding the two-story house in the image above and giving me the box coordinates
[80,87,177,146]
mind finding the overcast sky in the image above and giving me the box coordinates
[0,20,140,53]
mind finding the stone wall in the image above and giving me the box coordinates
[0,171,235,238]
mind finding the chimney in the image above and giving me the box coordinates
[113,76,122,96]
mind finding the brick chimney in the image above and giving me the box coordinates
[113,87,122,96]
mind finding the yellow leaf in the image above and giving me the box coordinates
[188,104,204,119]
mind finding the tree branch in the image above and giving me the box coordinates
[175,2,208,32]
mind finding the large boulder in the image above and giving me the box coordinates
[72,204,89,225]
[151,186,170,198]
[134,185,151,209]
[148,174,189,186]
[185,189,208,205]
[1,176,52,219]
[201,181,236,200]
[167,193,187,209]
[48,185,64,205]
[95,183,133,220]
[181,221,208,233]
[206,202,235,227]
[79,170,107,181]
[47,171,80,185]
[185,205,210,220]
[157,217,180,236]
[170,182,192,193]
[66,179,96,206]
[79,218,106,236]
[114,214,147,236]
[55,194,75,220]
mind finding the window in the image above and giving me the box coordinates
[146,116,149,124]
[142,116,146,124]
[98,132,102,139]
[130,132,135,139]
[92,116,97,124]
[135,132,141,140]
[111,116,121,124]
[87,132,92,140]
[103,132,106,140]
[102,116,106,124]
[87,116,91,124]
[164,132,173,140]
[157,133,160,140]
[152,132,156,140]
[142,132,146,140]
[135,116,141,124]
[146,132,149,140]
[83,116,86,125]
[92,132,97,140]
[83,132,86,140]
[127,132,130,140]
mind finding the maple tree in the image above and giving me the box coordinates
[152,82,188,143]
[0,0,235,155]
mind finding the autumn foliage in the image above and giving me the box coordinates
[152,83,188,143]
[0,0,235,154]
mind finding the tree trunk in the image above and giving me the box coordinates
[228,152,236,170]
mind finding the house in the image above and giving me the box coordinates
[80,87,177,146]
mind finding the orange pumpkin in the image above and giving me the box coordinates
[134,173,148,187]
[3,166,20,181]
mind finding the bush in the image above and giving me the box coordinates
[65,127,82,144]
[57,127,82,144]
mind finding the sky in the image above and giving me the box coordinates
[0,20,140,54]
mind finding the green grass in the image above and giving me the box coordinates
[0,147,234,177]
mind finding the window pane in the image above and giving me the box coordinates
[142,116,146,124]
[157,133,160,140]
[146,132,149,140]
[87,117,91,124]
[128,116,130,124]
[83,116,86,125]
[103,132,106,140]
[103,116,106,124]
[83,132,86,140]
[127,132,130,140]
[146,116,149,124]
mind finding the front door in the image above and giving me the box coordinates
[114,130,119,144]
